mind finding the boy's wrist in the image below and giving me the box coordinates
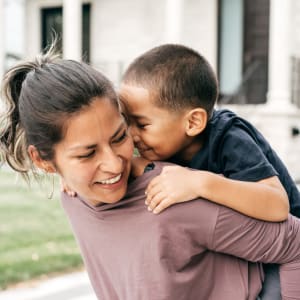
[191,170,215,200]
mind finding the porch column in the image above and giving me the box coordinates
[63,0,82,60]
[267,0,293,110]
[164,0,183,43]
[0,0,5,80]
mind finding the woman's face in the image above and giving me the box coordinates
[53,97,134,206]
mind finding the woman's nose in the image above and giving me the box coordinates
[99,148,123,173]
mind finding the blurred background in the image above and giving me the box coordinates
[1,0,300,299]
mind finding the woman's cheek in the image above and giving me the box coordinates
[71,163,95,184]
[123,139,135,158]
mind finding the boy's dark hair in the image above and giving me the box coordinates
[122,44,218,117]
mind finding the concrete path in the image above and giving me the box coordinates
[0,271,97,300]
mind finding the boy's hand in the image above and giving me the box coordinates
[145,166,199,214]
[60,178,77,197]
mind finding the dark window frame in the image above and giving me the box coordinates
[41,4,91,62]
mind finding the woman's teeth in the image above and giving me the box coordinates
[99,174,121,184]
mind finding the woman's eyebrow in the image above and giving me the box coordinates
[68,122,126,152]
[131,114,149,121]
[111,122,126,139]
[68,144,97,151]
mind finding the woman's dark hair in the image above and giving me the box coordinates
[0,45,118,179]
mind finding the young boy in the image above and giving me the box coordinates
[119,44,300,299]
[119,43,300,220]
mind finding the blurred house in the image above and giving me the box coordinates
[1,0,300,175]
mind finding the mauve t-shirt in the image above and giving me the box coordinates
[61,162,300,300]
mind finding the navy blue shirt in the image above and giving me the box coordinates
[176,109,300,217]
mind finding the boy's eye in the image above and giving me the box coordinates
[77,150,95,159]
[113,130,128,143]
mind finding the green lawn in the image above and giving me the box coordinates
[0,167,83,290]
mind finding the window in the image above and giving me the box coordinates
[218,0,269,104]
[41,4,90,62]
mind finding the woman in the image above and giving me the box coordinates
[1,49,300,300]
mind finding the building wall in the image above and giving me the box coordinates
[291,0,300,57]
[25,0,217,84]
[90,0,217,84]
[90,0,165,63]
[181,0,217,70]
[90,0,166,83]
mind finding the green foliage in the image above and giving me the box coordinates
[0,167,83,289]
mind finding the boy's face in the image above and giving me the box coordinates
[119,84,192,161]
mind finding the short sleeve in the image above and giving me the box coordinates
[219,125,278,181]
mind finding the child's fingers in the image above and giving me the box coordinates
[68,191,77,197]
[152,199,172,214]
[147,191,165,211]
[145,183,163,205]
[60,178,77,197]
[146,175,161,195]
[64,190,76,197]
[64,187,77,197]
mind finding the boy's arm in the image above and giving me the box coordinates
[191,169,289,221]
[146,123,290,221]
[146,165,289,221]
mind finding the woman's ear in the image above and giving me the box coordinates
[28,145,56,173]
[184,108,208,136]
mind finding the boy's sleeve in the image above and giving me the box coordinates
[220,126,278,181]
[210,205,300,299]
[217,120,300,219]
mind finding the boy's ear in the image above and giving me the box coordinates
[28,145,56,173]
[184,108,208,136]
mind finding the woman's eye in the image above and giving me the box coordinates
[77,150,95,159]
[137,123,147,129]
[113,130,128,143]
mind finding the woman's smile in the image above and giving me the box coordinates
[97,173,122,185]
[94,172,126,191]
[54,98,134,205]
